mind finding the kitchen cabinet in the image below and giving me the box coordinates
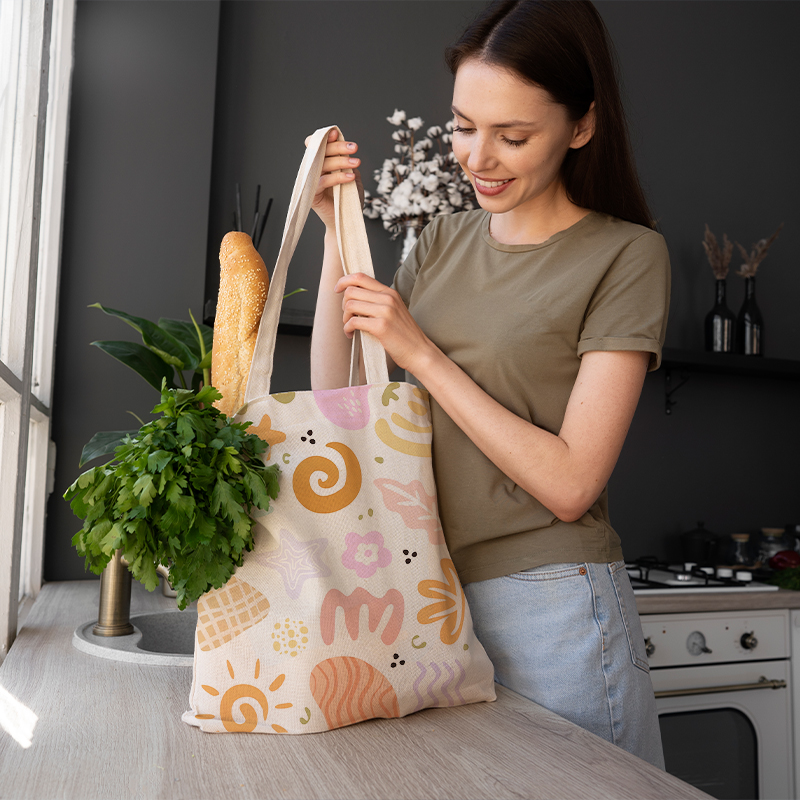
[0,580,710,800]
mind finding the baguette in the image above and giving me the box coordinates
[211,232,269,417]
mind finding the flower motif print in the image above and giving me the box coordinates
[341,531,392,579]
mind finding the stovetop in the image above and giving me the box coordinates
[627,558,779,594]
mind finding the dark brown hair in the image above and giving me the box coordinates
[445,0,655,229]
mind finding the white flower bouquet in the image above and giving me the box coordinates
[363,109,476,259]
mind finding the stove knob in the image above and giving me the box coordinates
[735,571,753,582]
[716,567,733,579]
[684,562,697,572]
[687,631,712,656]
[644,637,655,658]
[740,632,758,650]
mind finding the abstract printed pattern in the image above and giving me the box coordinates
[292,442,362,513]
[310,657,400,730]
[196,575,271,651]
[320,587,404,645]
[341,530,392,578]
[417,559,466,644]
[374,478,444,545]
[251,529,331,599]
[248,414,287,460]
[314,386,371,430]
[196,660,293,733]
[411,659,468,713]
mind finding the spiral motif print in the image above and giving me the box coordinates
[219,684,270,732]
[292,442,362,514]
[309,656,399,731]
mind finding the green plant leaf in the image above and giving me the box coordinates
[90,303,197,371]
[158,318,213,365]
[91,340,176,390]
[79,430,138,467]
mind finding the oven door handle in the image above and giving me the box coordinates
[654,676,787,699]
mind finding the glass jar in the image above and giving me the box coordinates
[757,527,794,566]
[730,533,755,568]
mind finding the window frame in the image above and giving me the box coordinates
[0,0,74,661]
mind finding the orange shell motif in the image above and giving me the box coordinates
[309,656,399,730]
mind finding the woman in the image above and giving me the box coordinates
[308,0,668,769]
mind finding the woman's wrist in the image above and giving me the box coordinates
[405,338,447,386]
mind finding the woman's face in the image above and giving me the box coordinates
[451,59,594,216]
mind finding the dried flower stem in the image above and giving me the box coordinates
[702,224,733,280]
[735,223,784,278]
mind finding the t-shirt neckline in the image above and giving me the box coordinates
[481,210,599,252]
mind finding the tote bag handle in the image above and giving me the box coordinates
[244,125,390,404]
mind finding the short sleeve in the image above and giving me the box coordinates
[391,217,440,307]
[577,231,671,371]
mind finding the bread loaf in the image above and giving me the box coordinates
[211,232,269,417]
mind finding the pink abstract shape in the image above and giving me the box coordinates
[374,478,444,544]
[314,385,371,430]
[320,587,404,645]
[341,531,392,579]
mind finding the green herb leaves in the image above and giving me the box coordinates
[65,383,280,610]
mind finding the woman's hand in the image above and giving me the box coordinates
[335,272,435,374]
[305,129,364,230]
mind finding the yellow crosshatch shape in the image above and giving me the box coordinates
[196,660,292,733]
[196,575,271,651]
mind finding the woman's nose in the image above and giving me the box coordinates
[466,135,495,174]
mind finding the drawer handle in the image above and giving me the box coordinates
[655,676,786,699]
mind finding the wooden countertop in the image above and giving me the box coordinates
[635,587,800,615]
[0,580,710,800]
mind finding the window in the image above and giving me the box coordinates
[0,0,74,661]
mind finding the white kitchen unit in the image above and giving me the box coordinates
[633,562,800,800]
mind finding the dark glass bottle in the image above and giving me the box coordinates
[736,276,764,355]
[704,279,736,352]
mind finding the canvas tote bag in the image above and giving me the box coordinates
[183,126,495,735]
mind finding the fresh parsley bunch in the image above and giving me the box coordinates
[65,383,280,610]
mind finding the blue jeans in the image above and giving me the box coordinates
[463,561,665,769]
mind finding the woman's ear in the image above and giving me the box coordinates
[570,101,596,149]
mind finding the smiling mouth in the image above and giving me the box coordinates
[474,177,513,188]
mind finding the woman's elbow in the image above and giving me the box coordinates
[547,486,600,523]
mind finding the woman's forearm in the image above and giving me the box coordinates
[411,346,647,522]
[310,229,352,389]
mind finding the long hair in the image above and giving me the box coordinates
[445,0,655,230]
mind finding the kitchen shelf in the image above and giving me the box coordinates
[661,348,800,380]
[659,347,800,414]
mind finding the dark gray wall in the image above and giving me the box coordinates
[47,0,799,581]
[45,1,220,581]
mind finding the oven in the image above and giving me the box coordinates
[628,561,795,800]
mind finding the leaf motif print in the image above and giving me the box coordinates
[417,559,465,645]
[374,478,444,545]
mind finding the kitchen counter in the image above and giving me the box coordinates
[0,581,710,800]
[635,587,800,615]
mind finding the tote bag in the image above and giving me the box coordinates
[182,126,495,735]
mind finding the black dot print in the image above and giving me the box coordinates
[390,653,406,668]
[300,429,315,444]
[402,549,418,565]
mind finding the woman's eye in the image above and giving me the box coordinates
[452,125,473,134]
[502,136,527,148]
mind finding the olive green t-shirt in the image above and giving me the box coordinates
[392,209,671,585]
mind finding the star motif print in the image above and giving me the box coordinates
[252,529,331,600]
